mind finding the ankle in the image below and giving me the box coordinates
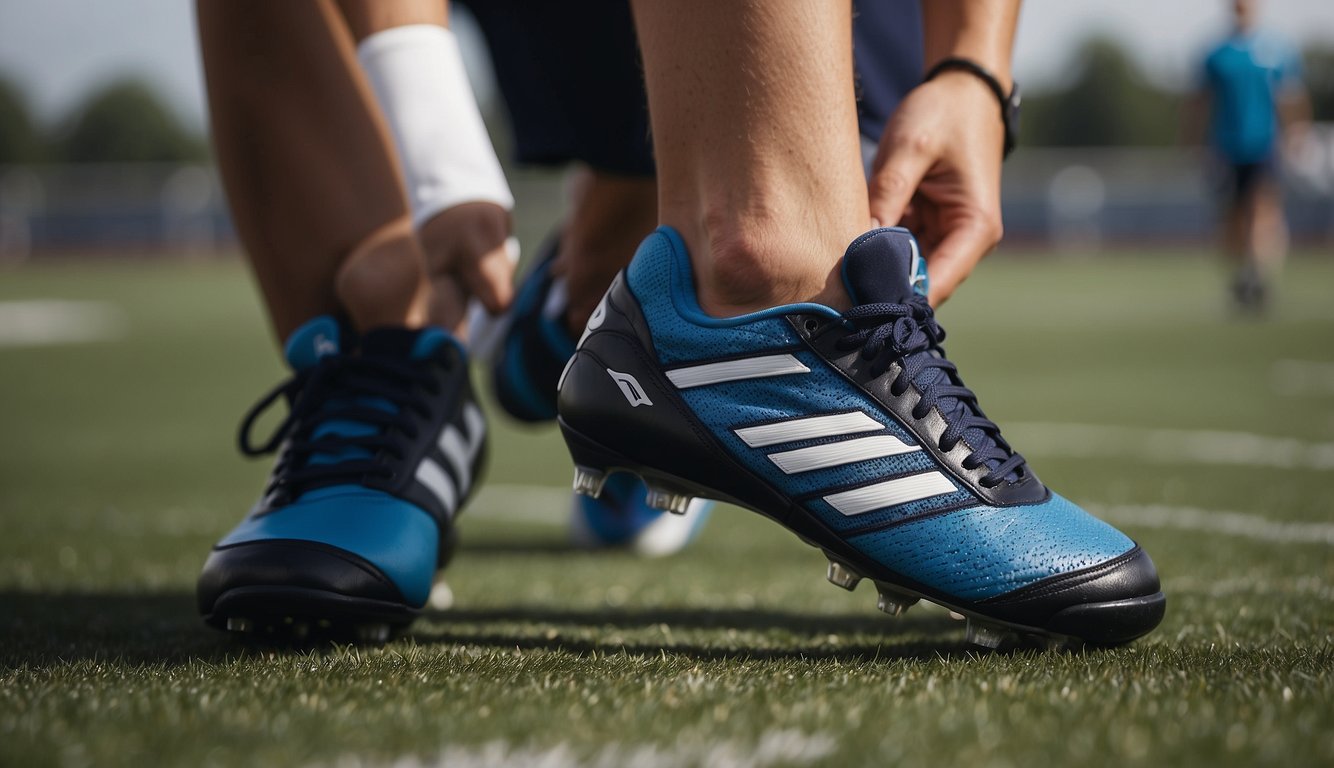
[691,213,852,316]
[335,218,431,332]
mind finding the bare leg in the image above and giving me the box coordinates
[341,0,515,334]
[1222,198,1247,269]
[631,0,869,316]
[198,0,430,339]
[555,168,658,331]
[338,0,444,39]
[1249,180,1288,275]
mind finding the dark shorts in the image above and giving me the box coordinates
[459,0,922,176]
[1218,155,1279,204]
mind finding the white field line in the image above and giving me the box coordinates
[1089,503,1334,546]
[1009,421,1334,472]
[1271,359,1334,397]
[473,484,1334,548]
[1162,574,1333,601]
[321,729,835,768]
[0,300,126,347]
[469,483,570,525]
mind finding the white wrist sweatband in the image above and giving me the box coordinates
[357,24,514,227]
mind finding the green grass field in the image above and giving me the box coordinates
[1,249,1332,767]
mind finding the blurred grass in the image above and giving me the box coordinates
[0,247,1331,767]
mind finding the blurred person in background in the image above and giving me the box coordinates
[1191,0,1311,313]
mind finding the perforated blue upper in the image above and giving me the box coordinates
[625,228,839,363]
[848,494,1134,600]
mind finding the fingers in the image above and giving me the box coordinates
[867,135,935,229]
[923,216,1001,307]
[459,241,515,315]
[418,202,515,316]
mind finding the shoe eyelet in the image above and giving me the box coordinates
[803,319,819,333]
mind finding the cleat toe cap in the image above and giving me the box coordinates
[983,545,1165,645]
[198,539,408,620]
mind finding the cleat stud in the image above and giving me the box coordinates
[825,558,862,591]
[572,466,607,497]
[965,619,1009,649]
[644,484,694,516]
[355,623,391,643]
[874,584,919,617]
[572,466,608,498]
[225,617,252,633]
[948,610,966,621]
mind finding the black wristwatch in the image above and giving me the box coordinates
[923,57,1021,159]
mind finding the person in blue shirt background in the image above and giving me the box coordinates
[1192,0,1310,313]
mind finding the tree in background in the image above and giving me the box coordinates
[1020,37,1182,147]
[54,79,207,164]
[1302,44,1334,122]
[0,76,42,164]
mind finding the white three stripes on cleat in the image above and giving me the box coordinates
[822,472,957,516]
[767,434,917,474]
[669,356,955,515]
[665,354,810,389]
[733,410,955,514]
[735,411,883,447]
[413,402,485,517]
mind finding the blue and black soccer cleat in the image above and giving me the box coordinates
[557,226,1165,647]
[197,317,486,641]
[490,238,713,555]
[490,238,573,423]
[568,472,712,558]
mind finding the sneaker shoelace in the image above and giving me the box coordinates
[237,354,443,502]
[835,294,1027,488]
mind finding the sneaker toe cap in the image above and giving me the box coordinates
[203,487,440,609]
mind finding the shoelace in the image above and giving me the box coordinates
[835,295,1027,487]
[237,354,443,501]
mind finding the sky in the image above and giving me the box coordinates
[1,0,1332,131]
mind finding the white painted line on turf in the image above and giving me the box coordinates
[1089,504,1334,546]
[320,729,835,768]
[0,300,126,348]
[1163,575,1333,601]
[472,484,1334,549]
[467,483,569,525]
[1010,421,1334,472]
[1270,359,1334,397]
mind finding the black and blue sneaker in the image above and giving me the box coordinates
[490,238,574,423]
[197,316,486,641]
[557,226,1165,647]
[491,239,712,555]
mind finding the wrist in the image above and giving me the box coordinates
[931,55,1011,94]
[923,57,1020,159]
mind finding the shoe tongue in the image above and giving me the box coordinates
[299,324,455,483]
[283,316,343,371]
[840,228,928,306]
[361,325,454,361]
[843,229,1015,481]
